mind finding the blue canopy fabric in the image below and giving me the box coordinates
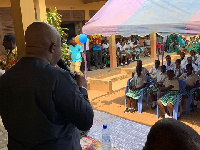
[82,0,200,37]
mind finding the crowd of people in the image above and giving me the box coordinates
[63,34,200,76]
[125,52,200,118]
[62,35,151,74]
[1,33,200,76]
[0,25,200,149]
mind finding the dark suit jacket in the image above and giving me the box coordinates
[0,57,94,150]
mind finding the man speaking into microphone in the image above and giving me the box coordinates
[0,22,94,150]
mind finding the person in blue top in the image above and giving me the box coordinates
[69,36,84,75]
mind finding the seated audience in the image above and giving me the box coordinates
[119,42,129,65]
[187,50,196,63]
[149,60,161,77]
[148,65,167,109]
[164,55,176,71]
[157,70,180,118]
[195,48,200,60]
[132,60,148,77]
[179,64,200,107]
[125,66,147,113]
[184,56,197,73]
[174,59,183,77]
[180,52,187,69]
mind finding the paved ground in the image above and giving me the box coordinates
[90,88,200,134]
[0,118,7,150]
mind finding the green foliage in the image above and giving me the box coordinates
[45,7,70,61]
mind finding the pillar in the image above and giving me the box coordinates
[109,35,117,69]
[10,0,35,59]
[34,0,47,21]
[85,10,90,22]
[150,33,157,59]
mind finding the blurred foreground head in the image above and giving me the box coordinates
[143,119,200,150]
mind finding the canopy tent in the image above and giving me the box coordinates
[82,0,200,37]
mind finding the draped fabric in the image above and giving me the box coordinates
[82,0,200,37]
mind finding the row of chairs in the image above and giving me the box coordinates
[124,76,199,120]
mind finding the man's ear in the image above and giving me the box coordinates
[50,43,56,53]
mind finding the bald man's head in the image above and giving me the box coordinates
[25,22,61,65]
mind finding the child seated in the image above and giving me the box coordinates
[132,47,138,61]
[132,60,148,77]
[174,59,184,77]
[157,70,180,118]
[195,48,200,60]
[175,42,182,54]
[179,64,200,107]
[195,49,200,71]
[164,55,176,71]
[149,60,161,77]
[180,52,187,69]
[119,42,129,65]
[124,66,147,113]
[148,65,167,109]
[184,56,197,73]
[187,50,196,63]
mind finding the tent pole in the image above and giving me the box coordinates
[109,35,117,69]
[150,33,157,59]
[162,37,167,65]
[84,43,87,80]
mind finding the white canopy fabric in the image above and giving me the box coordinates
[82,0,200,37]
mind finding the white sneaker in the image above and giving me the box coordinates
[165,114,172,118]
[121,63,123,66]
[125,62,128,65]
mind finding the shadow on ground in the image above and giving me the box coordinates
[91,89,200,134]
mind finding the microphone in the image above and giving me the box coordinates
[57,59,76,79]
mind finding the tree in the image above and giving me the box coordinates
[45,7,69,61]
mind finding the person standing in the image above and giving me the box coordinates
[2,34,18,72]
[69,36,84,75]
[81,39,92,71]
[0,22,94,150]
[92,35,103,69]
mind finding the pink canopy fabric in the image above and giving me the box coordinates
[82,0,200,37]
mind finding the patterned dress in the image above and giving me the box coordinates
[160,90,180,106]
[147,72,167,94]
[126,75,147,99]
[5,48,18,72]
[179,73,200,97]
[159,78,180,106]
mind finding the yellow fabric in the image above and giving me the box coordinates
[5,47,18,72]
[70,61,83,75]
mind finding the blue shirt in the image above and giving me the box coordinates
[92,44,101,51]
[69,44,83,62]
[182,40,186,46]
